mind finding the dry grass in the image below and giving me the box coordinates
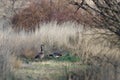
[1,21,120,62]
[10,55,22,69]
[14,61,85,80]
[0,1,120,80]
[81,29,120,57]
[1,21,83,58]
[0,32,15,80]
[0,21,120,80]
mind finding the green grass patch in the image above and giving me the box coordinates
[50,53,81,62]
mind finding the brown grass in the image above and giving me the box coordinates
[1,21,120,80]
[21,48,37,59]
[10,55,22,69]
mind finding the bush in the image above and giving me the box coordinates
[11,0,91,31]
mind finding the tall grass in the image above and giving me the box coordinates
[0,21,82,80]
[1,0,120,80]
[0,30,15,80]
[0,21,120,80]
[1,21,82,57]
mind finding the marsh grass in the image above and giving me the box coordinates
[0,21,120,80]
[0,21,83,80]
[0,0,120,80]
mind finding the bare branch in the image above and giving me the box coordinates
[70,0,120,36]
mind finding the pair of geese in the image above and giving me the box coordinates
[34,45,63,59]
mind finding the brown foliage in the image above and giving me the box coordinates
[11,0,92,31]
[11,1,49,31]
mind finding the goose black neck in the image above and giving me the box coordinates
[41,45,43,52]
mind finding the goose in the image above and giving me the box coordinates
[49,50,64,58]
[34,45,44,60]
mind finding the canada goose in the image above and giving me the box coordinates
[49,50,64,58]
[34,45,44,60]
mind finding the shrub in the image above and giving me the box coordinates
[11,0,91,31]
